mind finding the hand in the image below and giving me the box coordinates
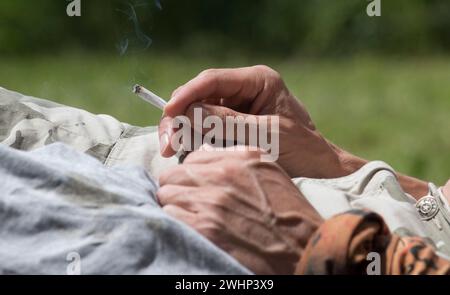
[157,146,323,274]
[159,65,346,178]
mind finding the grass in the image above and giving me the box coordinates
[1,52,449,184]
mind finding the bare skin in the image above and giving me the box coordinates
[157,65,449,273]
[157,147,323,274]
[159,65,430,199]
[444,180,450,202]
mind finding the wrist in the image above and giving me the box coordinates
[339,152,368,177]
[396,174,428,200]
[302,138,362,179]
[329,142,428,199]
[301,138,367,179]
[332,144,368,177]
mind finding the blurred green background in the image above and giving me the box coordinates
[0,0,449,183]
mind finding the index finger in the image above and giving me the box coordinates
[164,66,269,118]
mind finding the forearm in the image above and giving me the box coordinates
[396,173,429,200]
[334,145,428,200]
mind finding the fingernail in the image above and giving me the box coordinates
[160,132,169,154]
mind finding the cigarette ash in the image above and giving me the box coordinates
[132,84,167,110]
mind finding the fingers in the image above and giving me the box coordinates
[162,205,197,227]
[158,115,177,157]
[181,149,226,165]
[183,144,265,164]
[186,103,249,122]
[159,103,272,155]
[158,141,268,191]
[171,85,184,98]
[159,161,232,187]
[160,66,283,156]
[157,185,200,212]
[164,66,272,118]
[185,103,276,146]
[158,164,200,187]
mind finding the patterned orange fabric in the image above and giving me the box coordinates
[296,210,450,275]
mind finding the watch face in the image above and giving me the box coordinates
[416,196,440,221]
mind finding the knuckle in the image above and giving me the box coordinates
[156,185,172,199]
[197,72,220,90]
[254,65,284,91]
[158,169,172,185]
[184,148,212,163]
[214,189,231,206]
[213,166,228,182]
[241,149,264,160]
[156,185,182,206]
[220,162,241,179]
[198,68,218,77]
[253,64,272,72]
[254,65,281,79]
[183,150,201,164]
[269,69,282,82]
[158,166,186,185]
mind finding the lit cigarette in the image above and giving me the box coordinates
[133,84,167,111]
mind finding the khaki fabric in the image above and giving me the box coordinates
[2,86,450,273]
[293,162,450,259]
[0,86,178,178]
